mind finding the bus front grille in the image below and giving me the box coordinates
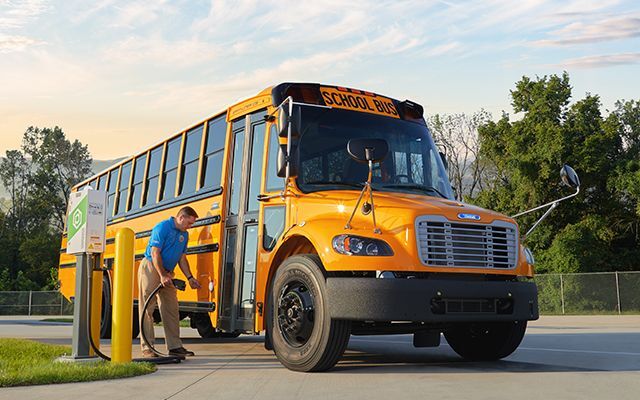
[416,216,518,269]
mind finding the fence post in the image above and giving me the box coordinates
[615,271,621,315]
[559,274,565,315]
[28,290,32,316]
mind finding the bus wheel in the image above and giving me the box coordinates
[444,321,527,361]
[100,274,112,339]
[270,254,350,372]
[191,313,219,338]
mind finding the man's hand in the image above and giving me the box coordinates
[188,276,201,290]
[161,273,174,288]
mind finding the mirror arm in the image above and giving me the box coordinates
[521,201,558,241]
[511,186,580,218]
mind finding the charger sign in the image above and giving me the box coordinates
[66,188,107,254]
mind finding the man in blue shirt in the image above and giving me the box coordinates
[139,206,201,358]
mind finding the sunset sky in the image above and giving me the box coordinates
[1,0,639,159]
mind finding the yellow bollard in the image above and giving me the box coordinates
[111,228,134,363]
[89,267,103,357]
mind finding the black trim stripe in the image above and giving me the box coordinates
[186,243,219,254]
[60,262,76,269]
[106,238,115,245]
[193,215,221,227]
[136,230,152,239]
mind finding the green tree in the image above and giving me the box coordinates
[0,126,92,290]
[475,72,639,273]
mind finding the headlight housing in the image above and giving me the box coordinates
[523,247,535,265]
[332,235,393,256]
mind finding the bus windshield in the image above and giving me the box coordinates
[295,107,454,199]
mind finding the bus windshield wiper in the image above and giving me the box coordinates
[304,181,364,188]
[377,183,448,198]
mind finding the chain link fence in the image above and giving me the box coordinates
[0,291,74,316]
[535,271,640,314]
[0,271,638,316]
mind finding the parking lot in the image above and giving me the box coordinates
[1,315,639,400]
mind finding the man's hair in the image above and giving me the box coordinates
[177,206,199,219]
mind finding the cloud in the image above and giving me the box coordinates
[533,15,640,46]
[559,52,640,68]
[0,35,45,53]
[103,35,221,66]
[0,0,49,29]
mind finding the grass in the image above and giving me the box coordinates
[155,318,192,328]
[0,338,156,387]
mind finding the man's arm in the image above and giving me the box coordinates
[151,247,174,288]
[178,254,201,289]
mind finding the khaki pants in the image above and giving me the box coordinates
[138,258,182,352]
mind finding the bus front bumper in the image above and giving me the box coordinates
[326,277,538,322]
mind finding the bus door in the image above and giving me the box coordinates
[219,110,267,333]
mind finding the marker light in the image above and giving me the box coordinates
[332,235,393,256]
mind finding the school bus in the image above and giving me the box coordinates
[59,82,540,372]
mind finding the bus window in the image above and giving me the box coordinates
[265,125,284,192]
[247,122,266,212]
[107,168,119,217]
[263,206,285,251]
[161,136,182,202]
[116,161,132,215]
[129,154,147,212]
[89,178,98,189]
[97,174,107,190]
[143,145,163,207]
[180,124,203,196]
[201,116,226,190]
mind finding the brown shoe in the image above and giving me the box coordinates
[142,349,157,358]
[169,347,195,357]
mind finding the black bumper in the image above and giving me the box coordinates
[326,278,538,322]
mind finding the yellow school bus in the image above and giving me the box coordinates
[59,82,538,371]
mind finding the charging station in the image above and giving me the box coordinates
[64,187,107,361]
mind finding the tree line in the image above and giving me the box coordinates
[0,72,638,290]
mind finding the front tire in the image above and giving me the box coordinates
[269,254,350,372]
[444,321,527,361]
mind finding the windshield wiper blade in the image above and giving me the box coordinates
[378,184,447,198]
[304,181,364,188]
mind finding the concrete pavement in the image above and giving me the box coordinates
[1,315,640,400]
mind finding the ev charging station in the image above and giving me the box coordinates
[64,187,107,361]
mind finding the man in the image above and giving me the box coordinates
[139,206,201,358]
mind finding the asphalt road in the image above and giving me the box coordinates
[1,315,639,400]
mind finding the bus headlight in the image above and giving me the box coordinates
[523,247,535,265]
[332,235,393,256]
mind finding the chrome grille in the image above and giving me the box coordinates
[416,216,518,269]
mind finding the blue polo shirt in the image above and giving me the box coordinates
[144,217,188,272]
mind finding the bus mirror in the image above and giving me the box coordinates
[560,164,580,189]
[347,138,388,163]
[278,106,301,138]
[277,144,298,178]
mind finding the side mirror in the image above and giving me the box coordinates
[347,138,389,163]
[276,144,298,178]
[278,105,301,138]
[439,151,448,171]
[560,164,580,189]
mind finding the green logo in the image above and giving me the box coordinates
[67,196,87,241]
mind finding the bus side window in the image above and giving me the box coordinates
[265,124,284,192]
[180,124,203,196]
[201,115,226,189]
[107,168,119,217]
[129,153,147,212]
[116,161,132,215]
[263,206,285,251]
[97,174,107,191]
[161,136,182,202]
[143,145,163,207]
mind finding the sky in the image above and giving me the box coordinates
[0,0,639,159]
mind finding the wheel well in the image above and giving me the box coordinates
[262,235,319,331]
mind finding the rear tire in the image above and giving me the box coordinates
[444,321,527,361]
[270,254,350,372]
[99,274,140,339]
